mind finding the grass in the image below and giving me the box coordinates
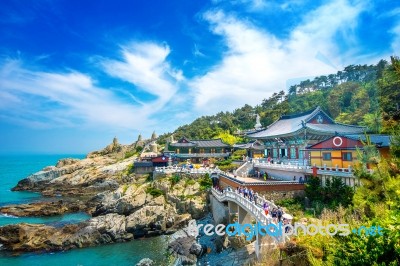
[184,179,196,186]
[122,184,129,195]
[124,150,136,159]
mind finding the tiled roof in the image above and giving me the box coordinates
[248,107,366,139]
[307,123,365,134]
[170,138,229,148]
[169,142,197,147]
[134,161,153,167]
[233,140,265,150]
[345,134,391,147]
[247,108,316,138]
[191,139,230,147]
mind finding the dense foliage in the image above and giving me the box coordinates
[158,57,399,145]
[305,176,354,210]
[255,57,399,265]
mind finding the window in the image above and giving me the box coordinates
[290,148,296,159]
[322,152,331,160]
[273,149,278,158]
[342,152,352,161]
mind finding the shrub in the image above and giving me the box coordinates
[215,159,233,166]
[218,164,238,172]
[170,174,181,185]
[199,174,212,191]
[185,179,196,186]
[124,150,136,159]
[145,187,165,197]
[126,163,134,173]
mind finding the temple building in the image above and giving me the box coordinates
[307,134,391,168]
[165,137,230,163]
[247,107,366,165]
[233,140,265,159]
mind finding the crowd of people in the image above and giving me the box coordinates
[213,185,287,224]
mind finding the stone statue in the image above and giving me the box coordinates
[255,114,262,129]
[151,131,157,140]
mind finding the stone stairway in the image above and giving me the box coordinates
[235,161,254,177]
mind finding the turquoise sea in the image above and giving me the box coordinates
[0,155,168,266]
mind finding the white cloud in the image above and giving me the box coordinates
[101,42,181,109]
[0,41,182,131]
[189,0,368,114]
[390,23,400,53]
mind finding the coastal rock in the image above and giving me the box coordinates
[215,234,230,253]
[82,213,127,242]
[0,223,61,251]
[228,235,250,250]
[56,158,80,168]
[136,258,154,266]
[92,186,150,216]
[12,156,131,197]
[168,220,205,265]
[0,200,86,217]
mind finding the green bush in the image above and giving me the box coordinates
[170,174,181,185]
[124,150,136,159]
[199,174,212,191]
[185,179,196,186]
[218,164,238,172]
[305,176,354,209]
[215,159,233,166]
[126,163,134,173]
[145,187,165,197]
[232,149,246,160]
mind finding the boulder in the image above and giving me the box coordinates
[215,234,230,253]
[136,258,154,266]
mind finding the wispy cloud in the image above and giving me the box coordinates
[0,41,182,131]
[189,0,369,114]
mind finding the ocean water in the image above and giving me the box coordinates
[0,154,168,265]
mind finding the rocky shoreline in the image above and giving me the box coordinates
[0,139,254,265]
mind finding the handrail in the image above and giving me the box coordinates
[219,173,304,186]
[254,162,358,177]
[234,161,251,176]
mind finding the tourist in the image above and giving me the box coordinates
[264,204,269,216]
[293,176,296,181]
[283,218,291,233]
[299,176,303,183]
[254,192,258,205]
[277,207,283,222]
[271,208,277,223]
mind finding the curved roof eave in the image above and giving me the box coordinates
[247,128,306,139]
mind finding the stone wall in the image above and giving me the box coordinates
[209,195,229,224]
[218,176,305,192]
[256,190,305,203]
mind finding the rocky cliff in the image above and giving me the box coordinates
[0,139,210,257]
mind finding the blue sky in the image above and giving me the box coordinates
[0,0,399,154]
